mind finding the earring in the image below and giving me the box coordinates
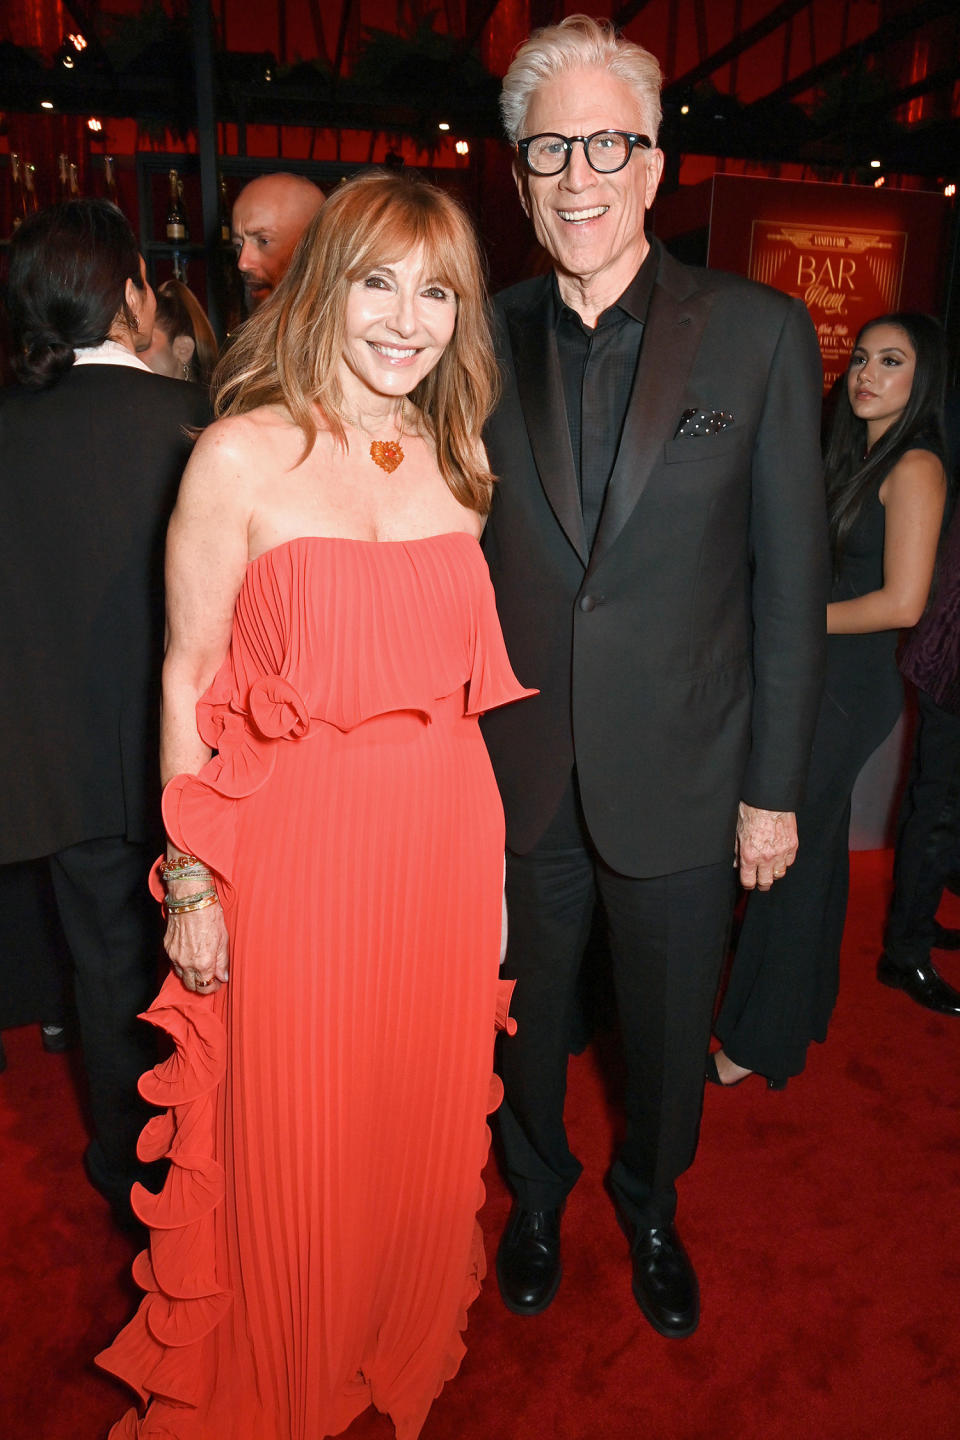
[182,361,191,381]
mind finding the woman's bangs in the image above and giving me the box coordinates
[344,201,466,296]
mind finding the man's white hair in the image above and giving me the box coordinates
[500,14,663,146]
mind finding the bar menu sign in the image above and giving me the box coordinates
[748,221,907,389]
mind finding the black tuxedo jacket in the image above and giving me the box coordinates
[0,364,210,864]
[481,239,829,878]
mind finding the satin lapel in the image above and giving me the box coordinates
[588,259,713,573]
[508,297,588,566]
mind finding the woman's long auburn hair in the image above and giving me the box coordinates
[213,170,499,514]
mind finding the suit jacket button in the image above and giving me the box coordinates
[579,594,597,612]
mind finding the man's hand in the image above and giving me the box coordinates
[735,803,798,891]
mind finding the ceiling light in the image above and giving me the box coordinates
[680,104,690,116]
[873,175,885,188]
[41,100,54,109]
[869,158,881,168]
[945,182,956,198]
[87,117,102,132]
[456,140,469,155]
[438,122,450,131]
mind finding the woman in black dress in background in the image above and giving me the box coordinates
[710,313,949,1087]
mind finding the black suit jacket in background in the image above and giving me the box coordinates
[481,239,830,878]
[0,365,210,865]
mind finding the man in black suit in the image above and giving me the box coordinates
[482,16,828,1336]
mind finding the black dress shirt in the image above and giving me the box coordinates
[554,247,656,549]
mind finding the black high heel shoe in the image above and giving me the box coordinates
[705,1051,788,1091]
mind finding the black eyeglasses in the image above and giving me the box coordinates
[516,130,652,177]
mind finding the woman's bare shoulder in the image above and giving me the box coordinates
[194,405,295,462]
[881,446,946,497]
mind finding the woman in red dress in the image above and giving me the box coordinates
[98,171,533,1440]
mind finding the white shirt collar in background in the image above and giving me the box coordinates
[72,338,151,371]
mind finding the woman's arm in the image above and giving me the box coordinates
[827,449,947,635]
[160,418,255,993]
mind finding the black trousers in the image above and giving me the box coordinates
[498,775,735,1229]
[884,689,960,969]
[48,835,164,1211]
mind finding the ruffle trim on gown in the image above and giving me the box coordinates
[156,642,534,893]
[95,970,230,1433]
[96,975,517,1440]
[435,979,517,1396]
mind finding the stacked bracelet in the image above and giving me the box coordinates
[166,885,217,911]
[166,891,220,916]
[159,854,212,883]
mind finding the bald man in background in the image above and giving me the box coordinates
[231,172,325,310]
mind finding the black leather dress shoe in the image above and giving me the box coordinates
[496,1205,562,1315]
[40,1020,79,1054]
[877,955,960,1016]
[931,921,960,951]
[629,1224,700,1338]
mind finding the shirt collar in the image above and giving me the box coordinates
[72,338,152,372]
[551,239,658,331]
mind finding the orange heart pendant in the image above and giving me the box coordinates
[370,440,405,474]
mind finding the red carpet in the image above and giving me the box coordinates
[2,849,958,1439]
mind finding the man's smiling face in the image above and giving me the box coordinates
[515,67,663,306]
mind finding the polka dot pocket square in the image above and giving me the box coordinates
[675,408,735,437]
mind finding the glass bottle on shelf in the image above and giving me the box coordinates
[218,174,231,243]
[24,162,40,215]
[177,176,191,242]
[104,155,120,210]
[166,168,186,242]
[9,152,29,233]
[166,167,188,284]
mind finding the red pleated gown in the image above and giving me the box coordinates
[97,532,533,1439]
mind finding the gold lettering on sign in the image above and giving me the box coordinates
[796,255,858,313]
[748,219,907,393]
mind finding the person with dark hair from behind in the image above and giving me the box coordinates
[879,386,960,1014]
[141,277,219,388]
[712,312,949,1085]
[0,199,210,1231]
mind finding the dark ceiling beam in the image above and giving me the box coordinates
[612,1,656,27]
[665,0,813,92]
[332,0,355,83]
[304,0,333,67]
[693,0,709,65]
[805,64,960,139]
[62,1,104,43]
[462,0,502,54]
[60,0,112,66]
[748,0,957,108]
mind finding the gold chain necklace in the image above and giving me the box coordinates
[333,399,406,474]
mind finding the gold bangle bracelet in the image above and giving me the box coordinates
[167,894,220,916]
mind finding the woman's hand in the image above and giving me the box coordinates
[165,902,230,994]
